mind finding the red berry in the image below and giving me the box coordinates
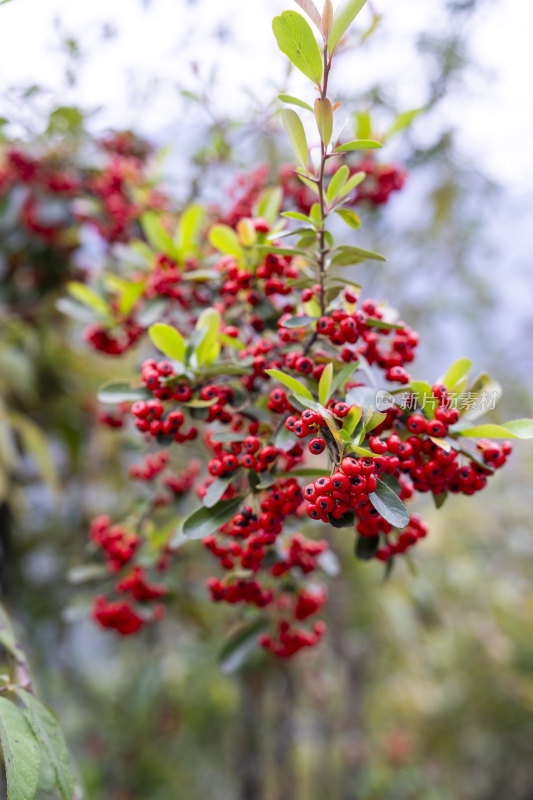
[308,437,326,455]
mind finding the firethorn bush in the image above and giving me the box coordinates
[54,0,533,667]
[0,1,531,797]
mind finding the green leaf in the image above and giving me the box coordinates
[141,212,179,259]
[0,696,40,800]
[281,315,317,329]
[15,690,74,800]
[8,413,59,493]
[328,509,355,528]
[296,173,320,195]
[354,110,372,139]
[314,98,333,147]
[334,208,361,229]
[148,323,186,363]
[272,11,323,85]
[328,0,367,52]
[318,363,333,406]
[208,224,243,259]
[342,405,362,436]
[97,382,150,404]
[281,211,315,224]
[0,604,26,666]
[386,107,424,139]
[334,139,382,152]
[433,491,448,509]
[174,204,204,258]
[66,282,109,318]
[330,244,385,266]
[407,381,436,418]
[275,425,298,453]
[364,410,387,434]
[182,497,244,540]
[56,297,100,324]
[338,170,366,198]
[355,535,379,561]
[194,308,221,367]
[368,478,409,528]
[330,362,359,398]
[220,618,268,674]
[265,369,314,401]
[255,187,283,224]
[327,165,349,204]
[457,419,533,440]
[282,109,308,170]
[136,297,169,327]
[278,94,314,113]
[442,357,473,390]
[103,275,145,317]
[203,474,238,509]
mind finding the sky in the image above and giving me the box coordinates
[0,0,532,193]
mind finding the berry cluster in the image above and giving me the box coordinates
[204,481,329,656]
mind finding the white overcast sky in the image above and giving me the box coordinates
[0,0,532,192]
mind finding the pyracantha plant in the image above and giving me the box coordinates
[64,0,533,666]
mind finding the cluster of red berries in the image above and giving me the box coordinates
[89,515,140,573]
[204,481,329,656]
[351,158,407,206]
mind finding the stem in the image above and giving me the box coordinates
[316,41,330,317]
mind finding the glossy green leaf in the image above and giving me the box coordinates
[442,357,473,390]
[66,282,109,318]
[327,165,349,204]
[355,535,379,561]
[15,690,74,800]
[105,275,145,317]
[194,308,221,367]
[278,94,314,113]
[220,618,268,674]
[255,187,283,224]
[386,107,424,139]
[0,696,40,800]
[330,244,386,266]
[281,210,315,224]
[296,179,320,203]
[208,224,243,259]
[457,419,533,440]
[314,97,333,147]
[266,369,314,401]
[335,139,382,152]
[334,208,361,229]
[368,478,409,528]
[338,170,366,198]
[141,212,179,259]
[182,496,244,540]
[408,381,436,418]
[97,382,151,404]
[354,110,372,139]
[282,109,309,169]
[149,323,186,363]
[203,473,238,509]
[55,297,99,324]
[282,315,317,328]
[174,204,204,257]
[329,509,355,528]
[318,363,333,406]
[330,362,359,398]
[272,11,323,85]
[328,0,367,52]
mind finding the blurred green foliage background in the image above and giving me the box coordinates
[0,1,532,798]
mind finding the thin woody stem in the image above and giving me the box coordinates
[316,41,330,316]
